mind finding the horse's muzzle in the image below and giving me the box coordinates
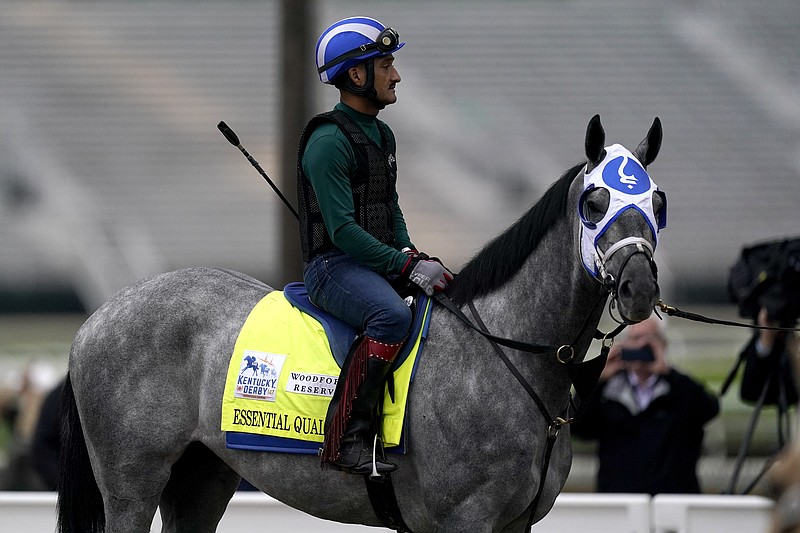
[614,253,660,323]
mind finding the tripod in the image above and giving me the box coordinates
[721,338,795,495]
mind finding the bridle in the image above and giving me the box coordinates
[578,145,666,321]
[596,236,654,289]
[596,235,659,325]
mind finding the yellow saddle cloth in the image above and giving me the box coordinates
[220,290,431,452]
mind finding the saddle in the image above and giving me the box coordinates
[283,281,421,371]
[221,282,432,454]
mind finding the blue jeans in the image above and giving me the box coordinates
[303,250,412,344]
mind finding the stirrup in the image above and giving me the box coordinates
[370,433,382,479]
[331,433,397,476]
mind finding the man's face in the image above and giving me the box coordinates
[625,357,656,381]
[371,55,401,108]
[619,319,666,379]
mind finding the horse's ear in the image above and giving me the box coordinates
[585,114,605,166]
[634,117,662,168]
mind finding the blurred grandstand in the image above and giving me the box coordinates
[0,0,798,314]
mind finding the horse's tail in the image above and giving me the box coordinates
[57,373,105,533]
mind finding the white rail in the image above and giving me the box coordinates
[0,492,774,533]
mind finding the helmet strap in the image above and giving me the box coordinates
[336,59,377,100]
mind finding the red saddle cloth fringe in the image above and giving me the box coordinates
[320,338,371,465]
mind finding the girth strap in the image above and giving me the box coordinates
[365,474,413,532]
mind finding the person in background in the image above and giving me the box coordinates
[737,307,798,408]
[30,378,65,490]
[571,316,720,494]
[0,361,60,490]
[298,16,452,475]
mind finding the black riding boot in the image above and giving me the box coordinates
[322,336,403,475]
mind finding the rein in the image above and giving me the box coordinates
[656,300,800,332]
[434,293,563,356]
[434,291,624,530]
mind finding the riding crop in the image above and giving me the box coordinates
[217,121,300,220]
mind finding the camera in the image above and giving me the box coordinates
[620,345,655,362]
[728,237,800,327]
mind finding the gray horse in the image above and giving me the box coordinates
[58,115,664,532]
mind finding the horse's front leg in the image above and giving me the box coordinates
[427,494,521,533]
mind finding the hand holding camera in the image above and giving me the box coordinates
[756,307,781,356]
[623,343,669,374]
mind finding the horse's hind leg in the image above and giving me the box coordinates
[100,493,162,533]
[158,442,242,533]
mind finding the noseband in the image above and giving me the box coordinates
[596,235,658,324]
[596,236,655,290]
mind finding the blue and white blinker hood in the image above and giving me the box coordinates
[579,143,667,279]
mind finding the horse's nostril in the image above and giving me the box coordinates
[618,279,633,299]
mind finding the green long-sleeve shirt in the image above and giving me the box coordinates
[301,103,414,274]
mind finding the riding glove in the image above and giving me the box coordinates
[402,248,429,261]
[404,248,451,268]
[401,257,454,296]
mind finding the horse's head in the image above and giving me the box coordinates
[576,114,666,323]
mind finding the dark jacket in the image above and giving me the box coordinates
[571,368,719,495]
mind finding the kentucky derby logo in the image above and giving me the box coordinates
[235,350,287,401]
[602,155,650,195]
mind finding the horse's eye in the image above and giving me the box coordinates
[582,189,609,224]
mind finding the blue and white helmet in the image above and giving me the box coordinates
[316,16,405,84]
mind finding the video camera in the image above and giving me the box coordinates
[728,237,800,327]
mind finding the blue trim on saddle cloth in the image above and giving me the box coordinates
[225,425,410,455]
[225,285,432,455]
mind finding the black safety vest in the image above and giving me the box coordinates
[297,110,399,262]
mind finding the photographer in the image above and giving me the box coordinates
[572,316,720,495]
[728,237,800,409]
[723,237,800,494]
[738,307,798,409]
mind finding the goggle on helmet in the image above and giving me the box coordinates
[316,16,404,84]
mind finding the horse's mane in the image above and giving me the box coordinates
[446,162,585,306]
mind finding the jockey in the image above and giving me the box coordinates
[297,16,453,475]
